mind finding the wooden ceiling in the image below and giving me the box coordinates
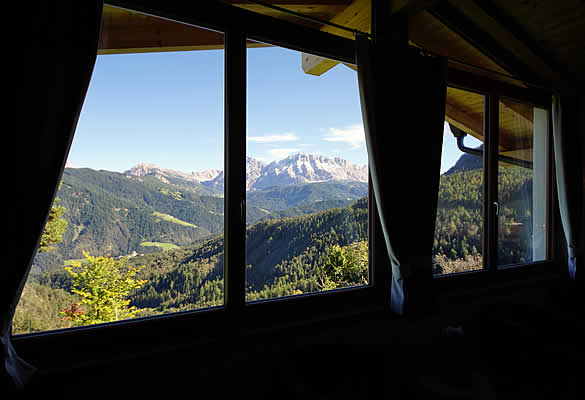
[98,1,584,162]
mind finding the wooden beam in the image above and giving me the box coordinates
[470,0,570,87]
[302,54,341,75]
[301,0,446,76]
[319,0,372,38]
[445,98,526,152]
[342,62,357,71]
[500,99,533,125]
[409,11,517,86]
[390,0,439,19]
[231,0,352,5]
[107,0,356,63]
[99,5,226,54]
[446,68,551,108]
[231,0,352,15]
[300,0,371,76]
[445,100,484,141]
[429,2,545,87]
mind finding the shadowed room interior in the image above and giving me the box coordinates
[5,0,584,397]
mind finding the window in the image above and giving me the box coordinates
[434,87,485,275]
[13,2,553,338]
[13,9,226,334]
[13,5,369,335]
[434,83,551,277]
[245,44,369,301]
[497,99,549,267]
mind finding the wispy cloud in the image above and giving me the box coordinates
[248,132,299,143]
[322,124,365,149]
[265,148,301,161]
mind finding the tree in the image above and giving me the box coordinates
[62,251,146,325]
[38,192,67,252]
[318,241,368,290]
[59,302,85,328]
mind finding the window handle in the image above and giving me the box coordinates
[493,201,499,216]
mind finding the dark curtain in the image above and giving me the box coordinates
[3,1,103,388]
[552,92,584,286]
[355,36,447,314]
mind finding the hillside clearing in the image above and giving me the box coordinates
[140,241,180,251]
[152,212,198,228]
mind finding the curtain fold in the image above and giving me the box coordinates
[552,92,584,285]
[3,1,103,389]
[356,36,447,314]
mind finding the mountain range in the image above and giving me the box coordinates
[444,146,483,175]
[124,153,368,192]
[18,148,537,333]
[33,154,368,272]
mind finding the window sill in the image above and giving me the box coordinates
[12,284,379,375]
[433,260,562,294]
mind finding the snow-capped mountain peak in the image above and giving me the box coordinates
[125,153,366,192]
[250,153,367,190]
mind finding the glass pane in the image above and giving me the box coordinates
[497,99,548,267]
[13,8,225,335]
[434,87,484,275]
[245,44,368,301]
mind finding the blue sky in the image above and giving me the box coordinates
[69,45,467,174]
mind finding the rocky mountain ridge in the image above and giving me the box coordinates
[125,153,368,191]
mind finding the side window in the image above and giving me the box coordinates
[497,99,549,267]
[434,87,485,275]
[435,87,551,277]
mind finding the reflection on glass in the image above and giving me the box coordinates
[13,9,225,335]
[245,44,368,300]
[497,100,548,266]
[434,87,485,275]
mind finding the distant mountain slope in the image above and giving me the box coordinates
[250,153,367,190]
[200,157,266,190]
[444,147,483,175]
[125,197,368,310]
[34,163,367,272]
[124,163,221,195]
[247,180,367,212]
[124,153,367,191]
[33,168,225,271]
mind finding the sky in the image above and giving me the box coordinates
[69,45,469,174]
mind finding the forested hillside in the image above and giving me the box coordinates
[14,199,368,332]
[34,167,367,273]
[14,154,535,334]
[433,158,534,273]
[33,168,225,272]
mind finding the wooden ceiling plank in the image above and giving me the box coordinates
[231,0,352,5]
[490,0,585,83]
[471,0,570,85]
[445,100,484,141]
[318,0,372,38]
[300,0,371,76]
[100,6,226,53]
[429,2,544,86]
[408,11,517,85]
[445,96,522,152]
[500,100,533,126]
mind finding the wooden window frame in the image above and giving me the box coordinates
[435,69,559,289]
[12,1,381,370]
[12,0,560,371]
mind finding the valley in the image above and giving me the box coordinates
[14,151,535,334]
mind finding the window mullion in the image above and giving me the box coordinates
[224,30,247,313]
[484,94,499,272]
